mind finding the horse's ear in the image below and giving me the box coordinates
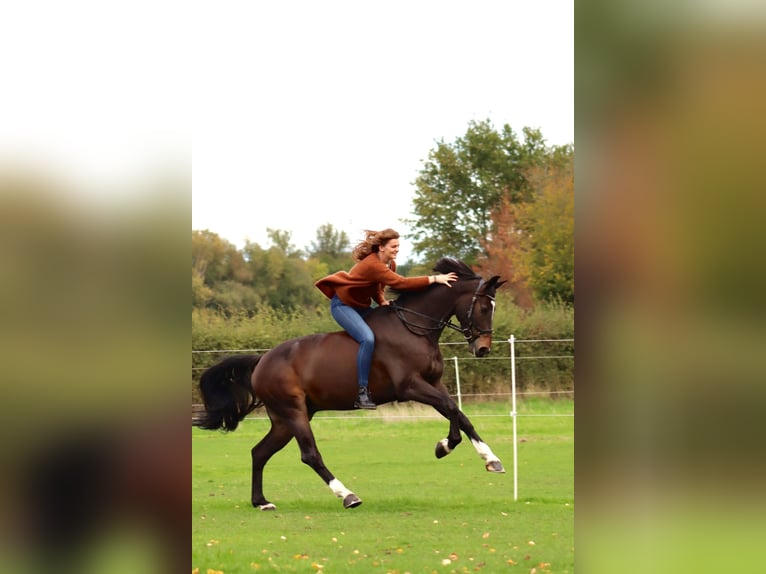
[485,275,506,290]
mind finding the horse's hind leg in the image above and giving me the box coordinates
[251,418,294,510]
[287,412,362,509]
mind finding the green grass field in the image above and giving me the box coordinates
[192,399,574,573]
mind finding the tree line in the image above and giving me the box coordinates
[193,119,573,316]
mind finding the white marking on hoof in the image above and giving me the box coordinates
[258,503,276,511]
[438,438,452,454]
[470,438,501,465]
[328,478,353,500]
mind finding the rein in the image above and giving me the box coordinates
[389,279,494,343]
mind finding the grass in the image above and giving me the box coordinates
[192,399,574,573]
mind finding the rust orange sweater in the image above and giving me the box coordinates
[315,253,430,308]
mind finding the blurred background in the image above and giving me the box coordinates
[0,2,189,572]
[576,0,766,572]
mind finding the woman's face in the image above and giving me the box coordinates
[378,238,400,263]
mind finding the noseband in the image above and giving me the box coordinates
[390,279,495,344]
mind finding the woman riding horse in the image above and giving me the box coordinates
[315,228,457,409]
[195,257,506,510]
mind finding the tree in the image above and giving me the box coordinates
[501,155,574,304]
[242,232,322,311]
[192,230,250,286]
[192,267,214,308]
[266,228,302,258]
[475,198,535,309]
[306,223,352,272]
[405,120,553,265]
[476,146,574,306]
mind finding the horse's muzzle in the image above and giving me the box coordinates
[475,346,491,357]
[471,331,494,356]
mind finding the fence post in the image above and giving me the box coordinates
[452,356,462,411]
[509,335,519,501]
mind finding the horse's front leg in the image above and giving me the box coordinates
[397,378,464,455]
[400,379,505,473]
[435,403,463,459]
[455,409,505,473]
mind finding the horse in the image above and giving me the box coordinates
[193,257,507,510]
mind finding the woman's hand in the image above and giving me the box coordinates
[432,272,458,287]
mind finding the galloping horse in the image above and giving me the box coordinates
[194,257,507,510]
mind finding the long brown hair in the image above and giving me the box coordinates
[351,228,399,261]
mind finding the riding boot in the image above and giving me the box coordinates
[354,386,377,410]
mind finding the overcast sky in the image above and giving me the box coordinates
[2,1,572,263]
[193,1,573,261]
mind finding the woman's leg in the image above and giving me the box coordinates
[330,296,376,408]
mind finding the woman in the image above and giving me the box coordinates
[315,228,458,409]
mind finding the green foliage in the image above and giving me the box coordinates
[307,223,354,272]
[192,229,248,284]
[406,120,559,265]
[513,155,575,303]
[194,229,332,315]
[266,228,303,258]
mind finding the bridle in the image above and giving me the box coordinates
[390,279,495,344]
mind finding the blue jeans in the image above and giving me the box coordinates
[330,295,374,389]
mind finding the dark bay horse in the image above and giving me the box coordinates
[194,258,507,510]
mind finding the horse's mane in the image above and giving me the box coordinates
[432,257,479,279]
[389,257,479,303]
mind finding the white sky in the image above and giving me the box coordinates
[2,1,572,263]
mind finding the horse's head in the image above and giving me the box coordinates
[455,275,507,357]
[429,258,506,357]
[391,258,506,355]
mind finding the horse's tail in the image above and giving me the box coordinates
[193,354,264,432]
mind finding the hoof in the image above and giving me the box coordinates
[256,502,277,511]
[485,460,506,473]
[343,493,362,509]
[435,438,451,459]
